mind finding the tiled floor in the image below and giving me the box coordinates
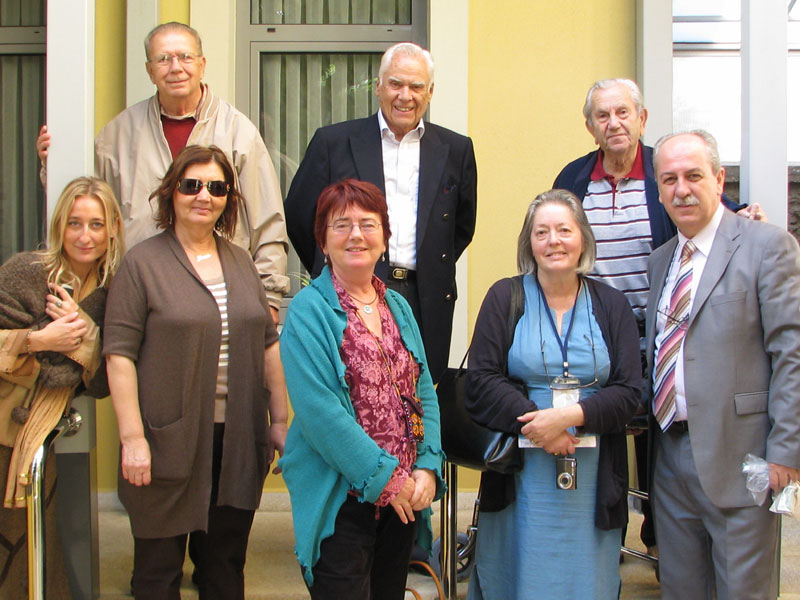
[96,492,800,599]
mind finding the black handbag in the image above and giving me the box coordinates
[437,358,522,473]
[436,276,526,474]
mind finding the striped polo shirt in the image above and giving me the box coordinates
[583,146,652,322]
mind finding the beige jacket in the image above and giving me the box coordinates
[94,86,289,308]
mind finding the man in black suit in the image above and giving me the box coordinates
[285,42,477,383]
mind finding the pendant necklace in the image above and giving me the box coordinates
[346,287,378,314]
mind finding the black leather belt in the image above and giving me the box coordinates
[389,267,415,280]
[667,420,689,435]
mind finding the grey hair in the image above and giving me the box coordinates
[378,42,434,88]
[583,78,644,125]
[517,189,596,276]
[653,129,722,175]
[144,22,203,61]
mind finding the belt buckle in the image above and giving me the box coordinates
[391,267,408,280]
[669,420,689,434]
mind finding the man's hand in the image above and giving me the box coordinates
[768,462,800,493]
[737,202,767,222]
[37,125,50,165]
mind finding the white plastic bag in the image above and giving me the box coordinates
[742,453,770,506]
[770,481,800,518]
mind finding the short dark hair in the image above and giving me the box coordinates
[150,145,240,239]
[314,179,391,251]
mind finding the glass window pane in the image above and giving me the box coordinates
[251,0,411,24]
[0,54,46,262]
[0,0,46,26]
[673,0,740,19]
[674,53,800,163]
[673,21,740,45]
[673,55,741,163]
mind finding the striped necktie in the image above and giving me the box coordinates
[653,240,697,431]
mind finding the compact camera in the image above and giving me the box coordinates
[556,456,577,490]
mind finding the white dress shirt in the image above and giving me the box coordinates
[378,110,424,270]
[654,203,725,422]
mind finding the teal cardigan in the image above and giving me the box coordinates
[278,266,446,586]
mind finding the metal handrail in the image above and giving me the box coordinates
[26,408,82,600]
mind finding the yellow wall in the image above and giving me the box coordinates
[94,1,126,494]
[467,0,636,319]
[93,0,637,494]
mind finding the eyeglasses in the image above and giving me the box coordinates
[541,334,600,390]
[176,179,230,197]
[657,307,689,329]
[149,52,201,67]
[327,219,381,235]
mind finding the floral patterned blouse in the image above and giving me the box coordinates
[333,274,420,507]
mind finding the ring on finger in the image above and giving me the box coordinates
[56,300,63,308]
[75,337,82,345]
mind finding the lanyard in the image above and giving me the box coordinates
[536,276,581,377]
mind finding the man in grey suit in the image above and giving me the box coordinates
[646,130,800,599]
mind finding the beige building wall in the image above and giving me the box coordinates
[92,0,637,494]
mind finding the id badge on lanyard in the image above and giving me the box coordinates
[551,375,581,409]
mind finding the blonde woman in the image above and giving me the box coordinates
[0,176,124,598]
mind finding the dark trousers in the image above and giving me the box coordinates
[132,424,255,600]
[308,494,418,600]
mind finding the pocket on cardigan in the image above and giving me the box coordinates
[145,416,194,482]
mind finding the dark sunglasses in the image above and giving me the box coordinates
[176,178,230,197]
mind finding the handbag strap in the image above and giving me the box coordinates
[459,275,526,372]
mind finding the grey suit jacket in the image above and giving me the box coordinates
[646,209,800,508]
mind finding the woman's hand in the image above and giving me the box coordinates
[29,312,88,353]
[45,284,79,320]
[389,475,416,524]
[120,435,152,486]
[268,422,288,474]
[409,468,437,511]
[518,406,582,455]
[540,431,579,455]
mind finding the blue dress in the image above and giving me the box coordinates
[467,274,621,600]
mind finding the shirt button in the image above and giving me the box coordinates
[442,213,450,221]
[445,293,453,302]
[440,253,447,261]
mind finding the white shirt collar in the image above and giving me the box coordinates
[377,110,425,141]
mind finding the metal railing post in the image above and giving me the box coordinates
[25,409,82,600]
[440,461,458,599]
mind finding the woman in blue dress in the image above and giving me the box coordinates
[465,189,641,599]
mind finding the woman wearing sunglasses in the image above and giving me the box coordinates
[104,145,288,599]
[278,179,444,599]
[465,189,640,599]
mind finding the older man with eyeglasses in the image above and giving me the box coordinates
[38,22,289,324]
